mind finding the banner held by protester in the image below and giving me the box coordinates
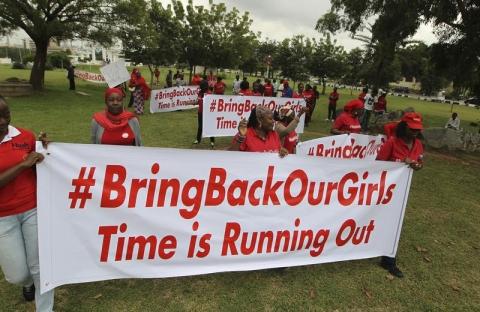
[202,95,307,137]
[150,86,200,113]
[297,133,387,160]
[37,143,412,293]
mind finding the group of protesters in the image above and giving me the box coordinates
[0,66,428,311]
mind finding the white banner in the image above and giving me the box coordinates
[202,95,306,137]
[297,134,387,160]
[74,69,106,84]
[149,86,200,113]
[37,143,412,293]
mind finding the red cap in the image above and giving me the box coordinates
[402,112,423,130]
[104,87,124,101]
[344,99,364,112]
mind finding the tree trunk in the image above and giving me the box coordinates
[321,77,326,95]
[189,65,193,84]
[30,39,49,90]
[147,64,154,87]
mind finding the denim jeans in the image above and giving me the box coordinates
[0,208,54,312]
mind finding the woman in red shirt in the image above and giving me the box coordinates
[376,112,424,278]
[0,96,54,311]
[230,106,288,157]
[330,99,363,135]
[91,88,143,146]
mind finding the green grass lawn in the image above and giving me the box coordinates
[1,65,479,311]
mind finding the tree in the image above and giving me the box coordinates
[342,48,365,87]
[307,35,347,94]
[316,0,480,96]
[0,1,117,90]
[274,36,313,85]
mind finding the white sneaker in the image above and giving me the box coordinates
[325,118,330,121]
[210,142,215,149]
[193,140,199,144]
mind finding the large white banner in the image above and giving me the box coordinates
[74,69,106,84]
[149,86,199,113]
[37,143,412,293]
[297,134,387,161]
[202,95,306,137]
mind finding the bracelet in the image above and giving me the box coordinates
[235,134,246,143]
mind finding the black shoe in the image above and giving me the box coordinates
[381,262,404,278]
[23,284,35,302]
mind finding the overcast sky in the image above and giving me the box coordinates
[4,0,437,50]
[159,0,438,50]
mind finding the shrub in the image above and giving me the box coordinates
[12,62,26,69]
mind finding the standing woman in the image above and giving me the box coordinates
[92,88,143,146]
[130,71,151,115]
[330,99,363,135]
[230,105,288,157]
[0,95,55,311]
[376,112,424,278]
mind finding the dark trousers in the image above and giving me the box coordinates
[197,113,215,143]
[362,110,372,131]
[328,104,336,120]
[69,78,75,90]
[381,256,396,267]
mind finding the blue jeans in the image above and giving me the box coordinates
[0,208,54,312]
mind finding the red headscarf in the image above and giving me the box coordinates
[344,99,364,112]
[93,88,135,131]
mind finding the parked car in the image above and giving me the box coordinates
[465,97,480,106]
[392,86,410,94]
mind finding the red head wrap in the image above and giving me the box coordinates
[104,87,124,101]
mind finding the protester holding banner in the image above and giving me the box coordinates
[0,95,55,311]
[331,99,363,135]
[230,106,288,157]
[327,86,339,121]
[193,80,215,148]
[130,71,151,115]
[91,88,142,146]
[376,112,424,278]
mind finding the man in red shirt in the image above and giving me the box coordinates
[213,77,226,95]
[327,86,339,121]
[239,80,254,96]
[358,86,368,102]
[331,99,363,135]
[263,79,274,97]
[376,112,424,278]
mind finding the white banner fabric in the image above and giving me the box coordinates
[202,95,306,137]
[149,86,200,113]
[37,143,412,293]
[297,134,387,161]
[74,69,106,84]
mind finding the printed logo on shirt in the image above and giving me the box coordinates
[122,133,129,139]
[11,142,30,150]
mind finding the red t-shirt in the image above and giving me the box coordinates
[329,91,339,106]
[239,127,281,153]
[214,82,226,95]
[293,92,303,99]
[239,89,254,96]
[0,127,37,217]
[375,97,387,112]
[383,121,399,138]
[303,89,315,105]
[333,112,361,133]
[282,130,298,154]
[376,136,424,163]
[263,84,274,96]
[101,124,135,146]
